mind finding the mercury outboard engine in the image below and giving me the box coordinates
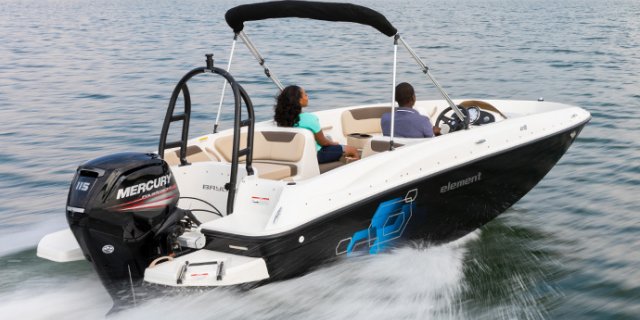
[63,53,255,311]
[66,152,189,305]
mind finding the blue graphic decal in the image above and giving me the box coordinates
[346,194,416,255]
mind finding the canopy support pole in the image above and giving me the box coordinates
[397,37,466,123]
[389,35,399,151]
[214,35,238,133]
[238,31,285,91]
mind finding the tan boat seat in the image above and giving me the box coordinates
[341,106,389,136]
[215,130,307,180]
[253,162,297,180]
[163,145,219,166]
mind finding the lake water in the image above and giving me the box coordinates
[0,0,638,319]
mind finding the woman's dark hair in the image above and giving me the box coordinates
[274,85,303,127]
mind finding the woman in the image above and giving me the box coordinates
[274,85,359,164]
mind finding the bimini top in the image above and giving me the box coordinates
[225,1,398,37]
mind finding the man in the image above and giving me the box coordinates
[381,82,439,138]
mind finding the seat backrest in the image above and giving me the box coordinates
[214,131,305,162]
[341,106,389,136]
[163,145,219,166]
[214,129,319,180]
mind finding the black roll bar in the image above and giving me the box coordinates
[158,54,255,215]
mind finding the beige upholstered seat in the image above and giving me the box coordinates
[163,145,219,166]
[341,106,389,136]
[253,162,296,180]
[214,130,309,180]
[343,104,437,158]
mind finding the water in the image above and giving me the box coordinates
[1,0,638,318]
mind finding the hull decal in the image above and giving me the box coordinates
[344,189,417,255]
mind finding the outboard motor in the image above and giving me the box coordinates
[66,152,188,304]
[59,54,254,311]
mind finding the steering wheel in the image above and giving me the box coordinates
[435,106,469,134]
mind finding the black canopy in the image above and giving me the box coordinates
[225,1,398,37]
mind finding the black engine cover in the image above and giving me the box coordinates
[66,152,184,288]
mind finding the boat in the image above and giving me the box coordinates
[36,0,590,308]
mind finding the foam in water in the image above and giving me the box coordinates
[0,277,112,319]
[0,217,68,257]
[0,231,479,319]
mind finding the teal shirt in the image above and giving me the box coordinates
[295,112,322,151]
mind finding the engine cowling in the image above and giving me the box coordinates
[66,152,186,299]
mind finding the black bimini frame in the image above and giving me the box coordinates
[159,54,255,215]
[225,1,398,36]
[217,1,468,147]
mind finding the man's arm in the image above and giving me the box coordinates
[423,116,435,137]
